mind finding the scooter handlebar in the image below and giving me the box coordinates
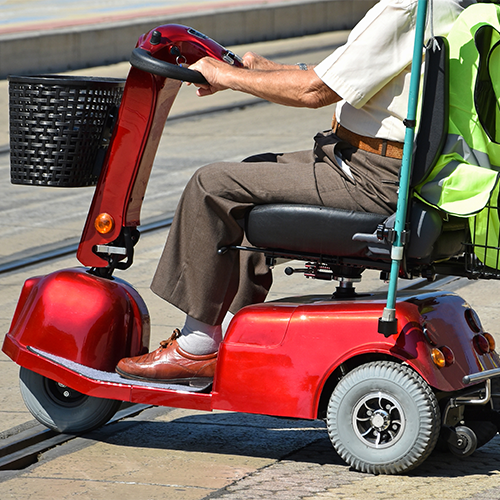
[130,47,208,85]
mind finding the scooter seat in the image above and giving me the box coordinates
[246,204,387,258]
[245,201,466,263]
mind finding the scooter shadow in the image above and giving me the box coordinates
[85,410,500,476]
[86,410,337,462]
[286,433,500,478]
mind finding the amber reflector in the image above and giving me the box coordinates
[94,213,114,234]
[431,348,446,368]
[483,333,496,352]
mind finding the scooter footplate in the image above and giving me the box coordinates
[28,347,213,393]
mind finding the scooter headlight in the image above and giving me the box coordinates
[95,213,115,234]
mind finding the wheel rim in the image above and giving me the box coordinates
[44,378,87,407]
[352,391,406,449]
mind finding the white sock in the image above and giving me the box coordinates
[177,316,222,355]
[221,311,234,338]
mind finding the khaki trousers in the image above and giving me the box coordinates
[151,130,401,325]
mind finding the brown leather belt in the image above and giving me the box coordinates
[332,117,404,160]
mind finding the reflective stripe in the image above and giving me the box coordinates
[417,134,500,216]
[441,134,494,169]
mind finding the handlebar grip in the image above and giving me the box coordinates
[130,48,208,84]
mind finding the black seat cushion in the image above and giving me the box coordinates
[245,202,466,263]
[246,204,387,257]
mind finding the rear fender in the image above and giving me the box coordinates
[215,292,500,419]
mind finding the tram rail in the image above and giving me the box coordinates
[0,216,174,275]
[0,404,151,471]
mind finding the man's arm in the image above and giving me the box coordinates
[241,52,305,71]
[188,53,341,109]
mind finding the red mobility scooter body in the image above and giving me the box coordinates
[5,268,498,415]
[4,25,500,475]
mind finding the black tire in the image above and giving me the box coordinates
[326,361,441,474]
[467,420,497,449]
[447,425,477,457]
[20,367,121,434]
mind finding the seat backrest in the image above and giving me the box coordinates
[411,36,449,187]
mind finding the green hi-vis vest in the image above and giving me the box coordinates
[415,3,500,268]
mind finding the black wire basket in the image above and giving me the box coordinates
[9,75,125,187]
[465,194,500,279]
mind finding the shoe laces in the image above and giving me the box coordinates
[159,328,181,350]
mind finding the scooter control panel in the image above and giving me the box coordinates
[137,24,244,68]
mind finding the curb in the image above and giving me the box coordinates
[0,0,375,78]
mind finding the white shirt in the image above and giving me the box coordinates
[314,0,474,142]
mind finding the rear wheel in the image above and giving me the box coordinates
[20,367,121,433]
[447,425,477,457]
[326,361,440,474]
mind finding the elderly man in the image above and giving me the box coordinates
[116,0,474,383]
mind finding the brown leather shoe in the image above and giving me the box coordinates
[116,329,217,383]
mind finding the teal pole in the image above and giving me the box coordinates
[378,0,429,337]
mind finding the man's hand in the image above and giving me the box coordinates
[188,57,233,96]
[188,52,297,97]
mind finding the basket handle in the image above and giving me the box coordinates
[130,48,208,84]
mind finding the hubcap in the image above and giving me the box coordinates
[44,379,87,407]
[352,391,405,448]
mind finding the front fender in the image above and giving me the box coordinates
[3,268,150,372]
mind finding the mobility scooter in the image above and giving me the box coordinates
[4,1,500,475]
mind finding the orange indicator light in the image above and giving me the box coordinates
[94,213,115,234]
[431,348,446,368]
[484,333,496,352]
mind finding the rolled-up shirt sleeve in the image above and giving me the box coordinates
[314,0,418,108]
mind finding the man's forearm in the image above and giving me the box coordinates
[190,57,340,108]
[227,67,337,108]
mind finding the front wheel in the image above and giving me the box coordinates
[20,367,121,434]
[326,361,441,474]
